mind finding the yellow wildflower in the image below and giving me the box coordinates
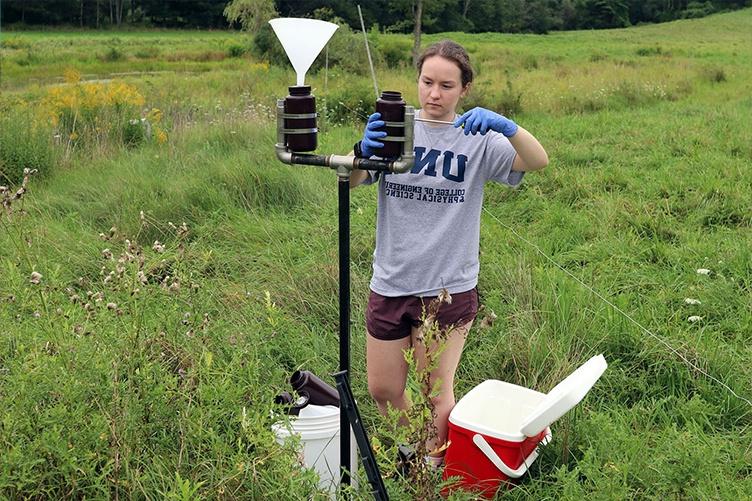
[63,68,81,84]
[147,108,163,124]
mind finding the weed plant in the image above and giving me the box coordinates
[0,110,56,184]
[40,70,168,157]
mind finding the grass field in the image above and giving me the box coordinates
[1,9,751,500]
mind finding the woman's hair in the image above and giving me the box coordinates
[416,40,474,88]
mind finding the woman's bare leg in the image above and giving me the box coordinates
[366,333,412,420]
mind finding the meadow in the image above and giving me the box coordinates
[1,9,751,499]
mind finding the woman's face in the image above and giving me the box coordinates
[418,55,468,122]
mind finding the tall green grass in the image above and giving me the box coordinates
[1,9,751,499]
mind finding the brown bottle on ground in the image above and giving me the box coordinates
[375,90,405,158]
[284,85,317,152]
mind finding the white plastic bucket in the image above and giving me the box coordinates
[272,404,357,496]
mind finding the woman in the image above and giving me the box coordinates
[350,40,548,466]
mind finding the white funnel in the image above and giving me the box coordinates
[269,18,339,87]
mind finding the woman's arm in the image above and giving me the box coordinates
[350,169,369,188]
[508,127,548,172]
[454,107,548,172]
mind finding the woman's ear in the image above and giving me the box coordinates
[461,82,472,99]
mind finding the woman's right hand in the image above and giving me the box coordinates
[360,112,386,157]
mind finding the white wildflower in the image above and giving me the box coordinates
[152,240,165,253]
[30,271,43,285]
[696,268,711,275]
[687,315,703,322]
[684,298,701,305]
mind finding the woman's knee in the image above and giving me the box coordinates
[428,391,455,415]
[367,379,406,404]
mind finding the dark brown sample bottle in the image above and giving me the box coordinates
[290,370,340,407]
[375,90,406,158]
[284,85,317,152]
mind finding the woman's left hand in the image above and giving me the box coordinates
[454,107,518,137]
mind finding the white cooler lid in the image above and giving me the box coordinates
[520,354,607,437]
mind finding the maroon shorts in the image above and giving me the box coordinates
[366,288,479,341]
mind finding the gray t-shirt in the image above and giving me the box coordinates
[364,111,524,297]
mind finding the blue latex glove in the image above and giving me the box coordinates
[454,107,518,137]
[361,112,386,157]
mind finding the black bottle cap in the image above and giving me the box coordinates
[380,90,403,101]
[289,85,312,96]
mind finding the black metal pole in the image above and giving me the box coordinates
[338,174,351,489]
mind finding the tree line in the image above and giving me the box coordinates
[1,0,749,33]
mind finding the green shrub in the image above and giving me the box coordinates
[251,24,289,65]
[102,46,125,62]
[378,37,412,68]
[0,111,55,185]
[494,74,524,116]
[636,46,667,56]
[702,66,727,83]
[320,80,374,125]
[460,81,492,111]
[0,37,30,49]
[461,73,523,116]
[682,1,716,19]
[252,16,381,77]
[15,49,41,67]
[322,23,382,76]
[521,54,539,70]
[227,44,249,58]
[134,46,160,59]
[122,118,149,147]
